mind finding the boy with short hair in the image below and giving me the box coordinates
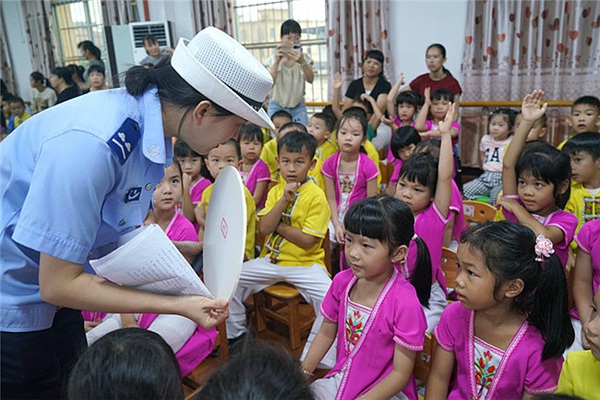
[7,97,31,132]
[515,111,548,142]
[563,132,600,246]
[558,95,600,150]
[260,110,293,179]
[226,131,333,365]
[307,112,336,162]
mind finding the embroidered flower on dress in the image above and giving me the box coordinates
[475,350,496,398]
[345,310,363,345]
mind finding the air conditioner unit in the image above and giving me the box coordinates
[129,21,173,64]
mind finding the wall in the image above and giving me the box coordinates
[4,0,468,102]
[388,0,468,90]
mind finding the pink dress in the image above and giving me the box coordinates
[320,268,427,400]
[434,302,563,399]
[424,120,461,147]
[239,158,271,209]
[322,152,379,211]
[501,195,578,268]
[404,203,449,292]
[449,180,467,242]
[165,212,198,242]
[572,219,600,319]
[190,177,211,205]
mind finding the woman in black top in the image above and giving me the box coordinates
[343,49,391,114]
[49,67,80,104]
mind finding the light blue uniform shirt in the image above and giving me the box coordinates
[0,87,172,332]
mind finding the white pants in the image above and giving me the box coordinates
[311,369,409,400]
[226,257,337,367]
[424,281,448,334]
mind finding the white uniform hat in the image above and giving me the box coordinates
[172,27,274,130]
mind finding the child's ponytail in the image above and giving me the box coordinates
[124,66,155,97]
[410,236,432,307]
[529,253,574,359]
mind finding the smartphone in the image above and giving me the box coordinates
[292,44,302,51]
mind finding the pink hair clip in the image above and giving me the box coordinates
[534,235,554,262]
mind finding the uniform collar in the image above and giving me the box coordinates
[141,87,173,165]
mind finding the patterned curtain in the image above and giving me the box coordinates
[326,0,394,98]
[0,11,15,93]
[101,0,139,26]
[462,0,600,101]
[21,0,59,78]
[192,0,233,35]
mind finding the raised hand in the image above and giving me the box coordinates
[439,102,456,135]
[521,90,547,122]
[333,72,343,90]
[423,87,432,106]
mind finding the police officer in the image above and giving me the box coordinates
[0,27,274,399]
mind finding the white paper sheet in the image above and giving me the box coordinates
[89,224,212,298]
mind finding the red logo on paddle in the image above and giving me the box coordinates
[220,218,228,239]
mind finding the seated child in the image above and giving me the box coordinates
[557,95,600,150]
[261,110,293,179]
[68,329,184,400]
[307,112,337,162]
[414,87,460,146]
[426,222,574,399]
[226,131,334,367]
[238,123,270,209]
[385,126,421,195]
[175,140,210,226]
[383,90,422,164]
[515,111,548,142]
[195,139,256,261]
[557,289,600,398]
[197,339,313,400]
[464,108,515,205]
[87,65,110,91]
[83,160,216,377]
[303,196,427,400]
[7,96,31,132]
[500,90,578,269]
[323,110,378,248]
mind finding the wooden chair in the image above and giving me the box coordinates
[463,200,497,227]
[378,161,396,194]
[413,333,437,383]
[253,231,331,350]
[441,247,459,292]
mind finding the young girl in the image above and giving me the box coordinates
[302,196,429,400]
[426,221,574,399]
[175,140,210,226]
[195,139,256,261]
[238,123,270,209]
[323,111,379,247]
[30,72,57,113]
[414,87,460,146]
[385,126,421,195]
[384,84,421,132]
[572,219,600,352]
[500,90,578,268]
[464,108,515,205]
[84,160,216,376]
[395,103,456,331]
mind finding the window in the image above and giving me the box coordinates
[232,0,327,111]
[51,0,110,79]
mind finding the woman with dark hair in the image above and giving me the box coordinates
[402,44,462,111]
[78,40,105,82]
[49,66,80,104]
[30,71,57,113]
[342,49,391,115]
[0,27,273,399]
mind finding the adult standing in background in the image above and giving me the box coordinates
[0,27,273,399]
[401,43,461,119]
[78,40,105,83]
[265,19,314,125]
[49,66,80,104]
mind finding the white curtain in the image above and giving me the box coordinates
[192,0,233,35]
[21,0,59,77]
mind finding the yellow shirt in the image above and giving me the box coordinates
[316,138,338,163]
[258,180,330,267]
[200,183,256,260]
[558,131,600,150]
[260,139,279,179]
[557,350,600,398]
[565,182,600,251]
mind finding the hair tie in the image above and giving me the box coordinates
[412,234,418,241]
[534,235,554,262]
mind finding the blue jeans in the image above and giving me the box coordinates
[267,99,308,126]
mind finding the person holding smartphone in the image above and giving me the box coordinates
[265,19,314,125]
